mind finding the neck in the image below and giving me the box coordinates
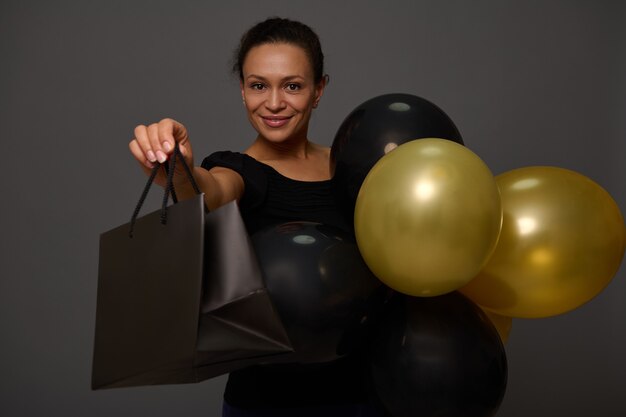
[250,135,312,160]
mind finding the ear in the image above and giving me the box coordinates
[313,74,328,107]
[240,81,245,102]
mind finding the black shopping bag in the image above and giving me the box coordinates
[92,145,293,389]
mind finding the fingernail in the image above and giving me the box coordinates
[147,150,157,162]
[162,141,172,152]
[156,151,167,163]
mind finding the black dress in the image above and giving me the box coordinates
[201,151,376,410]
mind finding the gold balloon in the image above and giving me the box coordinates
[354,138,502,297]
[461,166,626,318]
[482,309,512,344]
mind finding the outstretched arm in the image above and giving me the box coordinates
[129,118,244,210]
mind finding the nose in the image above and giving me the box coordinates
[265,88,286,112]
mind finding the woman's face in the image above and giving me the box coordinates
[240,42,325,145]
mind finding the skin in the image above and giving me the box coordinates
[129,42,328,209]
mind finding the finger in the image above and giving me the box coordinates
[158,118,177,155]
[167,118,191,147]
[133,124,157,163]
[129,139,155,169]
[147,123,167,163]
[176,143,195,172]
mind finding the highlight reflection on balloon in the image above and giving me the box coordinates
[251,222,384,363]
[330,93,464,226]
[354,139,502,297]
[461,166,626,318]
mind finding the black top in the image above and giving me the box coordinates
[201,151,371,409]
[201,151,350,236]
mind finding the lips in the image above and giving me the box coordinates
[261,115,292,128]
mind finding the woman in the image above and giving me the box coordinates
[129,17,385,417]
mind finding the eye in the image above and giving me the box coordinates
[285,83,301,91]
[249,82,266,91]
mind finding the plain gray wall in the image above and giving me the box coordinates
[2,0,625,416]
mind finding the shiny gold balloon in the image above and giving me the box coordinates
[461,166,626,318]
[482,309,512,344]
[354,138,502,297]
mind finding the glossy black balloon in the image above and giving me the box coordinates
[251,222,385,364]
[369,292,507,417]
[330,93,464,226]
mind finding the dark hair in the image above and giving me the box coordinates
[233,17,325,84]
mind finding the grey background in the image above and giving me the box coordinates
[2,0,625,416]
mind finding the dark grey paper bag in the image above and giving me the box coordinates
[92,150,292,389]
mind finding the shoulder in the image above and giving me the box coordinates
[309,142,331,161]
[202,150,266,175]
[202,151,248,170]
[200,150,267,208]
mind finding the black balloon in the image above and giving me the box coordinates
[369,292,507,417]
[330,93,464,225]
[251,222,386,364]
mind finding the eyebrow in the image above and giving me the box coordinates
[245,74,306,82]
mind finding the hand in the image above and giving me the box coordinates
[129,118,195,187]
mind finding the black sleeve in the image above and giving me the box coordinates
[200,151,267,212]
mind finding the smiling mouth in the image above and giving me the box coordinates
[262,116,292,128]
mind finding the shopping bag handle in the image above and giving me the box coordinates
[129,142,201,238]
